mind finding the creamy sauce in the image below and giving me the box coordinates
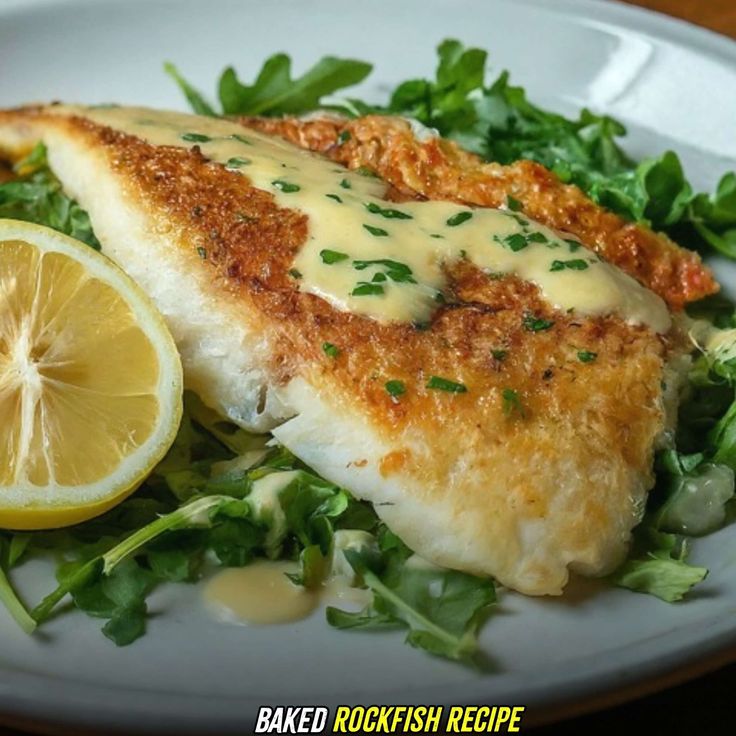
[203,561,318,625]
[703,326,736,361]
[58,105,670,332]
[322,578,373,607]
[687,318,736,360]
[203,559,372,626]
[203,524,376,626]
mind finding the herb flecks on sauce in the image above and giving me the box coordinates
[181,132,211,143]
[272,179,301,193]
[550,259,589,272]
[364,202,413,220]
[320,249,350,265]
[446,211,473,227]
[69,106,671,332]
[363,224,389,237]
[352,282,385,296]
[225,156,251,169]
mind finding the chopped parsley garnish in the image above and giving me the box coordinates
[196,247,207,260]
[565,239,582,252]
[491,349,507,361]
[288,268,302,279]
[320,249,350,264]
[372,272,387,283]
[502,233,529,252]
[181,132,211,143]
[577,350,598,363]
[523,314,555,332]
[229,134,253,145]
[549,258,589,272]
[385,380,406,397]
[338,130,352,144]
[426,376,467,393]
[509,213,529,227]
[225,156,251,169]
[355,166,377,177]
[272,179,301,193]
[352,282,385,296]
[322,342,340,358]
[502,388,525,417]
[446,211,473,227]
[325,193,343,203]
[493,230,551,253]
[362,224,389,237]
[505,195,523,212]
[353,258,416,283]
[339,178,352,189]
[364,202,413,219]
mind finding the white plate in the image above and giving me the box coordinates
[1,0,736,732]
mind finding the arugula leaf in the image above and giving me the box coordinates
[169,54,372,117]
[102,602,148,646]
[611,524,707,602]
[164,62,217,116]
[383,39,488,138]
[612,557,708,603]
[329,534,495,663]
[62,559,157,645]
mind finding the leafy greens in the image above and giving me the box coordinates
[0,396,494,661]
[0,143,100,249]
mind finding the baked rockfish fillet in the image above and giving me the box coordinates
[0,105,717,595]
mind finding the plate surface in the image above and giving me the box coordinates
[1,0,736,732]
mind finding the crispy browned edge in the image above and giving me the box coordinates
[240,114,718,311]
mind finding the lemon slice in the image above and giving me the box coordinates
[0,219,183,529]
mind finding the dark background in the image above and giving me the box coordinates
[1,1,735,734]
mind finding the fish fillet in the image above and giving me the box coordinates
[0,105,706,595]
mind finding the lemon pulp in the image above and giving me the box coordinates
[0,220,183,529]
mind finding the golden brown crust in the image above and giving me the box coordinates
[241,114,717,311]
[38,114,670,483]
